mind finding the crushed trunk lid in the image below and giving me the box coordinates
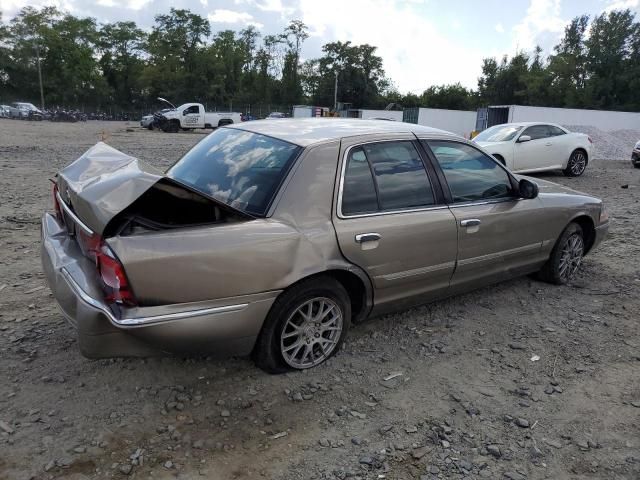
[56,142,248,236]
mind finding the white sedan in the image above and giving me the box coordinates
[473,122,593,176]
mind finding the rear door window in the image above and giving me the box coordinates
[363,142,434,211]
[341,141,436,216]
[341,148,379,215]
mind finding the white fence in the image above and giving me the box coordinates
[507,105,640,132]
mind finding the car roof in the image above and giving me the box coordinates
[227,118,460,146]
[490,121,565,128]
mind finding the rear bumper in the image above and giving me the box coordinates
[41,213,277,358]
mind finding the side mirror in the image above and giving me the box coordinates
[519,178,539,199]
[518,135,531,143]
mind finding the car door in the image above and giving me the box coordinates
[183,105,204,128]
[423,140,547,290]
[333,137,458,310]
[547,124,573,163]
[514,124,555,171]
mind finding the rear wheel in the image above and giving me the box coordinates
[563,150,587,177]
[253,276,351,373]
[538,222,584,285]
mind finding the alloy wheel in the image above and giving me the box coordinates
[280,297,343,369]
[570,152,587,176]
[558,233,584,282]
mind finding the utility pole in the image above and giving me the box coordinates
[333,70,338,111]
[34,42,45,111]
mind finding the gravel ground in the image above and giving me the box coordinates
[563,125,640,160]
[1,120,639,480]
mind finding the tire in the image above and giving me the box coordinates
[252,276,351,373]
[563,150,588,177]
[537,222,585,285]
[167,121,179,133]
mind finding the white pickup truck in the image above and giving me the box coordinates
[153,100,241,132]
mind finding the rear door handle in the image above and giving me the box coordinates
[355,233,381,243]
[545,142,552,146]
[460,219,481,227]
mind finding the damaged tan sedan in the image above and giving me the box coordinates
[42,119,609,372]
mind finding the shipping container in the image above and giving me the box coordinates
[479,105,640,131]
[403,107,476,137]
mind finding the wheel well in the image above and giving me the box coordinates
[218,119,234,127]
[282,270,370,323]
[572,215,596,253]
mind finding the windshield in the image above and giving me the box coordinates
[14,102,38,111]
[474,125,523,142]
[167,128,301,216]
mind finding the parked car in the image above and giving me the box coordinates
[140,114,154,129]
[632,140,640,168]
[266,112,286,119]
[473,122,593,176]
[153,100,241,132]
[0,105,12,118]
[42,119,609,372]
[12,102,44,120]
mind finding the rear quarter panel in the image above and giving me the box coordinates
[108,141,354,306]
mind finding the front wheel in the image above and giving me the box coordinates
[563,150,588,177]
[253,276,351,373]
[538,223,585,285]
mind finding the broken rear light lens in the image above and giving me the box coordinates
[52,183,62,221]
[96,243,137,306]
[76,228,102,263]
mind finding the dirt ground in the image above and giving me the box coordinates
[0,120,638,480]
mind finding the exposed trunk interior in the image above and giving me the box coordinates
[105,178,246,237]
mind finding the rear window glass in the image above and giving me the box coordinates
[167,128,301,216]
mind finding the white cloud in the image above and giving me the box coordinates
[207,8,264,28]
[512,0,566,51]
[495,22,505,33]
[603,0,640,12]
[298,0,486,93]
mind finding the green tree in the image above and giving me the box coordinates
[98,21,146,107]
[143,8,210,102]
[421,83,475,110]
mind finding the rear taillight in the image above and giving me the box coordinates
[76,228,102,262]
[96,243,136,306]
[52,183,62,221]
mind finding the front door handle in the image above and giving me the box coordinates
[355,233,381,243]
[460,219,481,227]
[545,142,552,146]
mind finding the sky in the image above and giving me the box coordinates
[1,0,639,93]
